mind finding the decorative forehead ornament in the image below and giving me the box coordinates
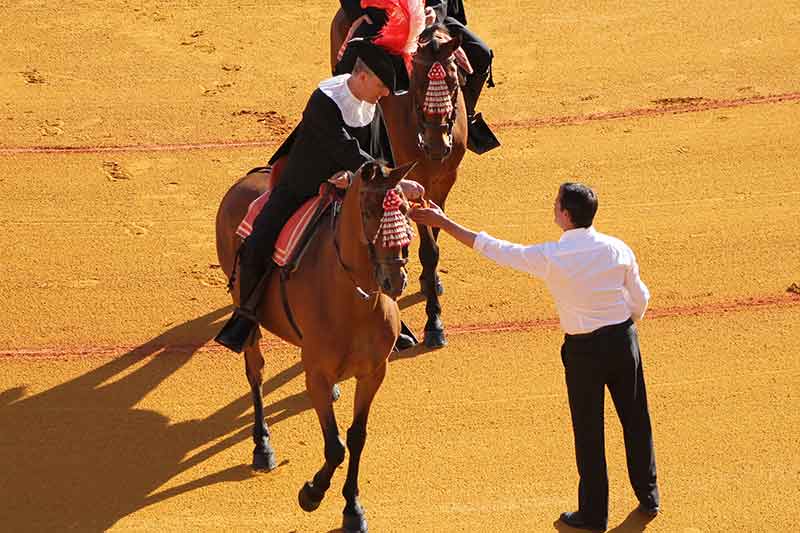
[373,189,413,248]
[422,62,453,116]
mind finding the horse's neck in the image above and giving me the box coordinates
[333,185,373,285]
[380,93,415,162]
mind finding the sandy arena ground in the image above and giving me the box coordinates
[1,1,799,531]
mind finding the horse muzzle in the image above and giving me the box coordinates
[418,131,453,161]
[378,266,408,298]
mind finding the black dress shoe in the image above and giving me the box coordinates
[559,511,607,531]
[637,503,660,518]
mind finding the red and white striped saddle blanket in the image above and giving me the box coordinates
[236,165,334,267]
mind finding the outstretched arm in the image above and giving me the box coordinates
[409,202,477,248]
[410,203,549,277]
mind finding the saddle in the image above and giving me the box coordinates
[236,161,337,273]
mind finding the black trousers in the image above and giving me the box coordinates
[442,18,492,117]
[561,318,659,523]
[237,184,305,305]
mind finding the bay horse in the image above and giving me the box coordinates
[331,14,467,348]
[215,160,416,532]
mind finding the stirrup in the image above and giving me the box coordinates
[214,311,259,353]
[467,113,501,155]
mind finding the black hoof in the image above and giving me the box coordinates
[332,383,341,402]
[424,329,447,349]
[342,511,368,533]
[252,448,277,471]
[298,481,324,512]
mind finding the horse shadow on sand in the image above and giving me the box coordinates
[0,307,311,532]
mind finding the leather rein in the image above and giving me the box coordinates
[331,185,410,301]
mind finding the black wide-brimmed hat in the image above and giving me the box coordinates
[337,38,410,96]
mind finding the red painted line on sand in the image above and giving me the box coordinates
[1,92,798,156]
[0,139,275,155]
[496,91,800,130]
[2,294,797,359]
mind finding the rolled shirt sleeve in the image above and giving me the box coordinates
[623,249,650,321]
[472,231,548,278]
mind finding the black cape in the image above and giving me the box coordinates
[268,88,391,199]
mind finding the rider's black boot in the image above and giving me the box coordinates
[215,262,272,353]
[463,68,500,155]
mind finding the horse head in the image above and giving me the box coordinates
[353,160,417,298]
[411,24,463,161]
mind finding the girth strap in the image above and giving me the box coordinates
[279,269,303,340]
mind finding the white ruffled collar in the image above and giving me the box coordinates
[318,74,376,128]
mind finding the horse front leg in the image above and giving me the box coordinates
[341,362,387,533]
[244,338,277,470]
[418,223,446,348]
[298,370,346,513]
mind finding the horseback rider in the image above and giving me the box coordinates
[215,39,424,353]
[338,0,499,154]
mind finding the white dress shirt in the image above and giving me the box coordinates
[473,226,650,335]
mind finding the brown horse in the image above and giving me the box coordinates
[331,15,467,348]
[215,160,416,532]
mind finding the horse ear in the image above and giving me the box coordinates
[359,161,380,182]
[440,32,462,59]
[388,160,418,183]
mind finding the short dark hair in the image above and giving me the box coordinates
[558,182,598,228]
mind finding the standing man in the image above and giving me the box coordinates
[409,183,660,531]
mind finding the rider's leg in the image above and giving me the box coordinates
[216,185,302,353]
[445,21,492,119]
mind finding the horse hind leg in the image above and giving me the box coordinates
[299,370,346,512]
[244,338,277,471]
[341,362,387,533]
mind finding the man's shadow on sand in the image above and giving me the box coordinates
[0,307,310,531]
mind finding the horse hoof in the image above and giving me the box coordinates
[342,511,368,533]
[424,330,447,349]
[252,448,277,471]
[298,481,324,512]
[332,383,341,402]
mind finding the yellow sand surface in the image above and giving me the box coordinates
[1,1,799,531]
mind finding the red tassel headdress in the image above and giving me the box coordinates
[361,0,425,73]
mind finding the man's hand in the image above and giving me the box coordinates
[410,200,478,248]
[409,201,447,228]
[399,179,425,201]
[328,170,352,189]
[424,6,436,26]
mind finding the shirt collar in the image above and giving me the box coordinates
[318,74,376,128]
[559,226,596,242]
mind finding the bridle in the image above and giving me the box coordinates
[332,184,410,300]
[411,50,459,156]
